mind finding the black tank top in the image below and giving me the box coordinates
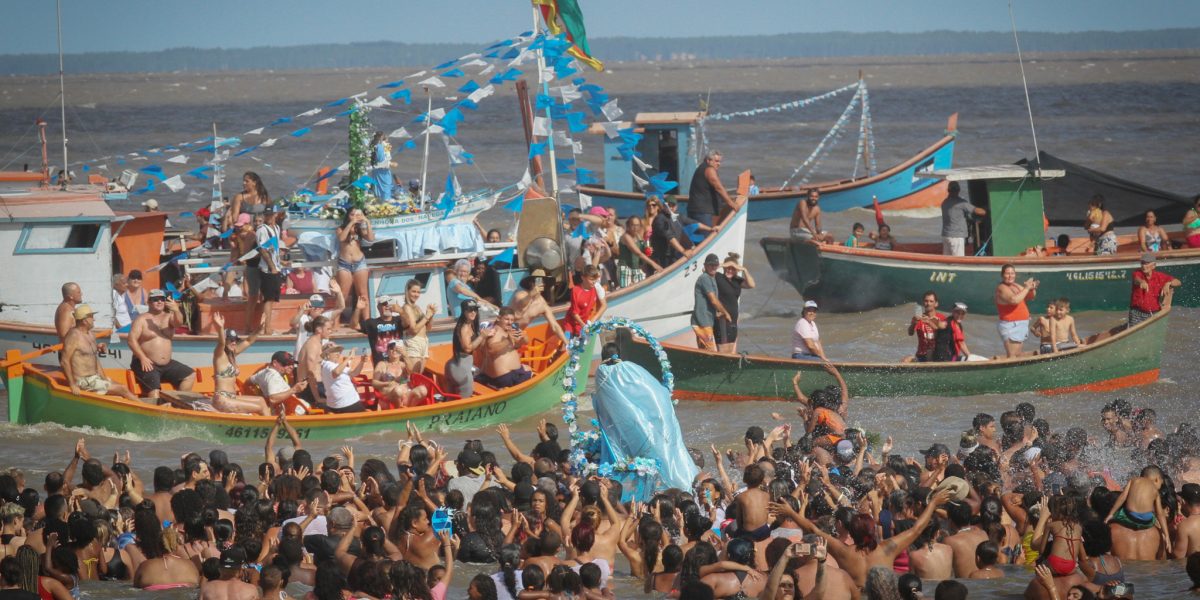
[688,164,719,217]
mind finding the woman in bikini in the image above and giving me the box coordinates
[1035,495,1095,581]
[1185,195,1200,248]
[128,503,199,590]
[335,207,375,329]
[210,313,271,415]
[371,340,428,409]
[1138,210,1170,253]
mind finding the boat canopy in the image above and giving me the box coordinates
[1020,151,1194,227]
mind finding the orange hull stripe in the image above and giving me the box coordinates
[1039,369,1160,396]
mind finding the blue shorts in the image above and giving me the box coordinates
[337,257,368,273]
[997,319,1029,343]
[791,352,821,361]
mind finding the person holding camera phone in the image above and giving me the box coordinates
[334,207,374,329]
[477,308,532,389]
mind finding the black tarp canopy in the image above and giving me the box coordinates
[1018,151,1194,227]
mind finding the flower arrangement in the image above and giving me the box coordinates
[560,317,675,482]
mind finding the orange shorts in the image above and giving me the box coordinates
[693,326,716,351]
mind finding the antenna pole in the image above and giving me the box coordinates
[419,87,432,209]
[1009,2,1041,175]
[55,0,69,184]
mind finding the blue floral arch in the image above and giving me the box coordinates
[560,317,675,481]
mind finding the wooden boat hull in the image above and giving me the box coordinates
[0,202,747,372]
[579,125,956,221]
[1,326,593,443]
[616,310,1168,400]
[760,237,1200,314]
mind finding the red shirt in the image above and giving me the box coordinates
[288,270,315,295]
[565,285,598,335]
[914,312,946,357]
[1130,269,1174,313]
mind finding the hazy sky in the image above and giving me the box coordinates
[4,0,1199,54]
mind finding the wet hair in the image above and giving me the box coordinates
[946,501,972,528]
[863,566,900,600]
[680,581,715,600]
[934,580,969,600]
[743,464,765,487]
[678,542,718,590]
[848,513,879,552]
[640,517,664,593]
[201,557,221,581]
[389,561,433,600]
[470,573,499,599]
[661,544,684,572]
[546,564,580,595]
[579,562,602,589]
[898,572,923,600]
[495,543,521,598]
[304,315,330,334]
[975,541,999,567]
[1080,519,1112,557]
[81,459,105,487]
[313,561,349,600]
[259,564,289,593]
[522,564,546,590]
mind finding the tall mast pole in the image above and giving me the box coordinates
[1009,2,1042,176]
[55,0,69,184]
[532,7,559,199]
[419,87,432,209]
[212,122,223,202]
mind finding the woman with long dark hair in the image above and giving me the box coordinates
[128,503,199,589]
[492,543,523,600]
[335,207,375,329]
[446,299,484,397]
[209,312,270,415]
[227,171,269,229]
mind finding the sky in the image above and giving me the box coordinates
[3,0,1200,55]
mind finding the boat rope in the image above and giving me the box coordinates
[702,81,860,122]
[782,84,863,189]
[737,351,751,370]
[852,81,877,178]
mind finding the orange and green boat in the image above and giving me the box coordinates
[615,309,1168,400]
[1,323,590,443]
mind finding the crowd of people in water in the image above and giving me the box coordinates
[2,388,1200,599]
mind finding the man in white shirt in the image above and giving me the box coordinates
[249,351,308,412]
[292,285,345,355]
[791,300,827,361]
[319,344,365,413]
[111,274,132,331]
[256,206,285,335]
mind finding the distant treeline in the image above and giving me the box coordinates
[3,29,1198,75]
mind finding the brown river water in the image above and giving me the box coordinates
[1,51,1199,597]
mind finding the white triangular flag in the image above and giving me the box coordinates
[559,179,575,193]
[365,96,390,108]
[571,140,583,155]
[336,162,349,172]
[427,124,444,135]
[539,68,555,84]
[518,169,532,191]
[632,173,649,188]
[553,131,571,147]
[459,52,481,61]
[162,175,185,192]
[468,84,495,103]
[96,164,108,171]
[244,128,264,136]
[462,58,489,68]
[633,156,653,171]
[388,127,411,139]
[478,64,495,76]
[351,91,369,99]
[600,122,621,139]
[428,107,447,120]
[447,145,471,165]
[313,118,336,127]
[601,99,623,121]
[533,117,552,137]
[166,155,189,164]
[559,85,583,102]
[418,76,446,88]
[407,70,427,79]
[329,189,349,202]
[260,138,278,148]
[296,107,322,118]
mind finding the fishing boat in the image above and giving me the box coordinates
[762,165,1200,314]
[0,176,748,370]
[576,107,956,220]
[0,322,589,442]
[615,308,1168,400]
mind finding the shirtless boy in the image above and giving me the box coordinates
[1172,483,1200,558]
[1105,465,1172,557]
[1032,301,1056,354]
[61,305,137,401]
[1046,298,1084,353]
[509,270,567,344]
[735,464,771,540]
[127,289,195,400]
[397,279,438,374]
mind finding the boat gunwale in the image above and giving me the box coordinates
[764,237,1200,267]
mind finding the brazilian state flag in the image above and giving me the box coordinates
[531,0,604,71]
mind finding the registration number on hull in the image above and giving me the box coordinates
[929,271,958,283]
[1065,270,1127,281]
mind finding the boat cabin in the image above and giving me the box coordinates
[923,166,1065,257]
[590,111,705,195]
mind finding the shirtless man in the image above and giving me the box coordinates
[509,270,567,344]
[127,289,195,400]
[943,501,989,578]
[297,316,334,407]
[1173,483,1200,558]
[1105,465,1171,559]
[735,464,770,541]
[55,282,83,340]
[789,190,834,243]
[908,521,953,580]
[392,505,441,570]
[478,308,532,389]
[974,413,1000,454]
[61,305,138,401]
[784,537,858,600]
[397,279,438,375]
[199,547,259,600]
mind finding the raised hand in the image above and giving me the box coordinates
[881,436,894,455]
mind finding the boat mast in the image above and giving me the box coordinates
[531,6,559,199]
[419,86,432,209]
[1009,2,1042,176]
[212,122,223,202]
[55,0,68,185]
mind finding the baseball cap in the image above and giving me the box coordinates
[148,289,167,300]
[803,300,819,310]
[72,304,96,320]
[1140,252,1157,263]
[376,295,392,306]
[953,302,968,312]
[235,213,252,227]
[219,546,247,569]
[704,253,720,266]
[457,449,484,475]
[309,294,326,307]
[408,178,421,189]
[141,199,159,210]
[920,443,951,458]
[271,351,296,366]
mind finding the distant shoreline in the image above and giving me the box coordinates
[2,28,1198,75]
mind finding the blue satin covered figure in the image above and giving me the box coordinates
[592,343,698,501]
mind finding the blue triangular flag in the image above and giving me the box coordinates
[528,142,547,160]
[378,80,404,89]
[570,222,590,239]
[503,192,525,213]
[683,223,705,244]
[291,127,311,138]
[490,247,515,266]
[350,175,374,190]
[458,80,480,94]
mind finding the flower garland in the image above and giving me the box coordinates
[559,317,675,481]
[347,100,372,210]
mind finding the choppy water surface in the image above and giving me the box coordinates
[2,52,1199,597]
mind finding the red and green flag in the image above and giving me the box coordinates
[531,0,604,71]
